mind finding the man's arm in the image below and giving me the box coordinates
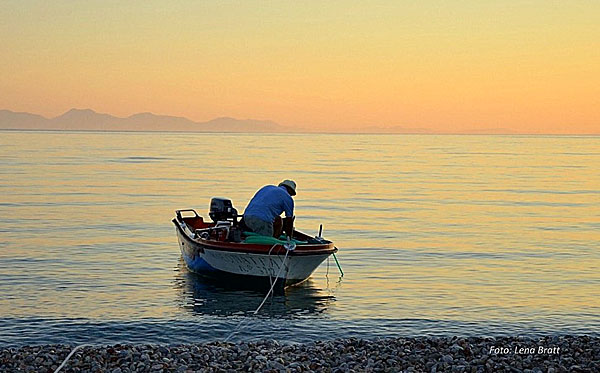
[283,195,294,217]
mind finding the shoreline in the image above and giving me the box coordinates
[1,336,598,372]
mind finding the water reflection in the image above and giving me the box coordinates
[173,258,335,318]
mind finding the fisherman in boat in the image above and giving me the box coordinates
[242,180,296,238]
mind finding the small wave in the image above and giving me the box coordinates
[111,156,171,163]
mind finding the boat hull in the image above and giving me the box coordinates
[175,222,333,289]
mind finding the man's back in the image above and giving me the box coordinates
[243,185,294,223]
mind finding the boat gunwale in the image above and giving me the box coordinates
[173,219,337,256]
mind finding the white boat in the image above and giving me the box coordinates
[173,199,337,290]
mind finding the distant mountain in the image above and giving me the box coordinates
[0,110,48,129]
[125,112,198,131]
[50,108,121,130]
[0,108,286,133]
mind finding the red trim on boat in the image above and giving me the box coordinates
[173,219,336,256]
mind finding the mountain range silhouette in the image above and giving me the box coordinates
[0,108,529,134]
[0,108,284,132]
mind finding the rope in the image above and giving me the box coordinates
[54,344,91,373]
[55,242,298,370]
[333,249,344,277]
[224,244,291,342]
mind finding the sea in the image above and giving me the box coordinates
[1,131,599,346]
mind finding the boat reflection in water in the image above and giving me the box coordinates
[173,258,336,318]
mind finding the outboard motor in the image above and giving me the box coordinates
[209,197,243,242]
[209,197,238,223]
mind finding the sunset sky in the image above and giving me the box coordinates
[1,1,599,133]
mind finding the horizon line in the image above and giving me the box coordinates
[2,128,598,137]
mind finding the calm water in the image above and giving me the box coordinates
[1,131,599,346]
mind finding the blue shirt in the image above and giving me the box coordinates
[243,185,294,223]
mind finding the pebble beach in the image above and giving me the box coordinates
[2,336,598,373]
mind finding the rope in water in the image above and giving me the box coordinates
[224,242,292,342]
[54,244,291,371]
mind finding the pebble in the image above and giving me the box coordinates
[442,354,454,363]
[0,336,598,372]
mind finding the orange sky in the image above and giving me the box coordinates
[1,1,599,134]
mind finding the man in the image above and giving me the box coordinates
[242,180,296,237]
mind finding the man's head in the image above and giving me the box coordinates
[278,180,297,196]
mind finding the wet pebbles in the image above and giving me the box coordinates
[1,336,598,372]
